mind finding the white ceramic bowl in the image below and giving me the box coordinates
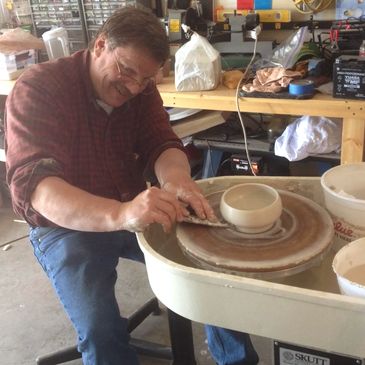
[333,237,365,298]
[321,163,365,252]
[220,183,282,233]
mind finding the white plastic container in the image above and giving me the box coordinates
[321,163,365,252]
[137,176,365,359]
[42,27,70,60]
[333,237,365,298]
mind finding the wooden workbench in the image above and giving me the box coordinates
[0,79,226,149]
[2,77,365,164]
[158,76,365,165]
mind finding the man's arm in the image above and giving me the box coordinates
[31,176,185,232]
[31,177,126,231]
[154,148,191,187]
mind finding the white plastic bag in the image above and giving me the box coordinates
[270,26,308,69]
[274,115,342,161]
[174,33,221,91]
[253,26,308,71]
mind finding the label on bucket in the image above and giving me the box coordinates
[330,213,365,251]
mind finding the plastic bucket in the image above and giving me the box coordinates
[332,237,365,298]
[321,163,365,252]
[42,27,70,60]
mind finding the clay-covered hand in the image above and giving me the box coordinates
[161,174,217,222]
[121,186,188,233]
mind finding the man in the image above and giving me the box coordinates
[5,7,258,365]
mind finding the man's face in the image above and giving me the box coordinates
[90,37,161,107]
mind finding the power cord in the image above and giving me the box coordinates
[234,25,261,176]
[0,235,28,248]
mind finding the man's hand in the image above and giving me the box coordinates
[121,186,189,233]
[154,148,217,223]
[161,175,217,223]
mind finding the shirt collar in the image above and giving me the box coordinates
[80,50,98,106]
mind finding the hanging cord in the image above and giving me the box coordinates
[234,26,261,176]
[0,235,28,248]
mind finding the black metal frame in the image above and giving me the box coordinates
[36,298,197,365]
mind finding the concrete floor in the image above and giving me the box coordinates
[0,195,273,365]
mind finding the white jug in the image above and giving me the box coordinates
[42,27,70,60]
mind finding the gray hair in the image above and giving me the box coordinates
[89,7,169,64]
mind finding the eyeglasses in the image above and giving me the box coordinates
[114,52,155,89]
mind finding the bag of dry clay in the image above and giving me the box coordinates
[174,32,221,91]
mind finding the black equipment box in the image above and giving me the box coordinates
[333,55,365,99]
[230,154,263,175]
[274,341,363,365]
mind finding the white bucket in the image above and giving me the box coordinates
[321,163,365,252]
[42,27,70,60]
[332,237,365,298]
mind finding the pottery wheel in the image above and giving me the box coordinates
[177,189,334,279]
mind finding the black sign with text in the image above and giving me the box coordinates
[274,341,363,365]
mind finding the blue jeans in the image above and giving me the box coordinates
[30,227,258,365]
[205,327,259,365]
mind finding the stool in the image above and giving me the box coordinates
[36,297,172,364]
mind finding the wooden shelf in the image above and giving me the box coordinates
[158,76,365,119]
[158,76,365,165]
[1,77,364,164]
[171,110,226,139]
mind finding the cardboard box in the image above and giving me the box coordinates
[0,49,36,80]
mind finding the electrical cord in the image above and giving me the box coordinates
[186,24,260,176]
[234,26,261,176]
[242,113,266,133]
[0,235,28,248]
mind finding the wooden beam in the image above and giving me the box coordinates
[341,118,365,164]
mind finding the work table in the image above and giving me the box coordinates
[1,77,365,165]
[0,80,226,161]
[158,76,365,165]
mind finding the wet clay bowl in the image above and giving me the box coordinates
[220,183,282,233]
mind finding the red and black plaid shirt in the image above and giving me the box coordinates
[5,50,184,227]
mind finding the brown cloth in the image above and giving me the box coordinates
[0,28,45,53]
[242,66,303,93]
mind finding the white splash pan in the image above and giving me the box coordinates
[137,176,365,358]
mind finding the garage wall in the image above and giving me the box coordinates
[214,0,336,21]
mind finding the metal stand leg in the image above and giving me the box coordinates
[167,308,196,365]
[36,297,172,364]
[36,346,79,364]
